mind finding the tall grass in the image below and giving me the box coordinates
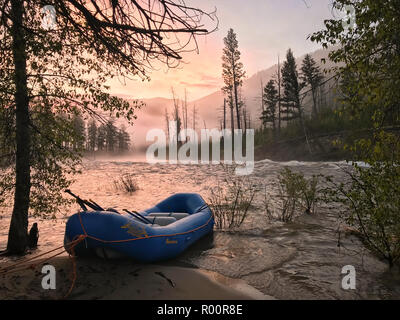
[113,173,139,194]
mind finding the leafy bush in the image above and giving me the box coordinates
[208,165,257,229]
[323,161,400,267]
[264,168,319,222]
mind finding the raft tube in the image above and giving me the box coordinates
[64,193,214,262]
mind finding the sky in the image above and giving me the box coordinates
[108,0,336,101]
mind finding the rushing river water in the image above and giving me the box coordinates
[1,159,399,299]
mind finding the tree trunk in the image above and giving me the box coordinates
[297,105,312,155]
[311,86,318,118]
[7,0,31,254]
[231,53,241,130]
[233,81,241,130]
[223,98,226,130]
[277,57,281,136]
[230,93,235,139]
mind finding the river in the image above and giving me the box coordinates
[1,159,399,299]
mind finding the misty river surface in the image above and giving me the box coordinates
[1,159,400,299]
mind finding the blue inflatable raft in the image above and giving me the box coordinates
[64,193,214,262]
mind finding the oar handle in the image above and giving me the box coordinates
[123,209,152,224]
[65,190,102,211]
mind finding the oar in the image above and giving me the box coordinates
[89,199,104,211]
[123,209,153,225]
[65,189,100,211]
[65,189,88,211]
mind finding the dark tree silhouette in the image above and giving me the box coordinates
[281,49,302,122]
[87,119,97,152]
[261,80,278,138]
[301,54,323,118]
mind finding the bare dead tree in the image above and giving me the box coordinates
[55,0,219,79]
[191,103,197,132]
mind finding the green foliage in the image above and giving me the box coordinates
[323,160,400,267]
[208,164,257,229]
[311,0,400,266]
[222,28,246,129]
[0,105,81,217]
[300,54,324,118]
[264,168,319,222]
[261,80,278,133]
[281,49,304,122]
[222,28,245,97]
[310,0,400,149]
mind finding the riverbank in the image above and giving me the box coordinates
[0,250,272,300]
[254,134,350,162]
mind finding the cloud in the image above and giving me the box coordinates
[178,81,220,89]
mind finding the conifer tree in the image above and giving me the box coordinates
[301,54,323,118]
[105,119,118,152]
[72,114,86,150]
[87,120,97,152]
[117,125,130,153]
[261,80,278,137]
[96,125,106,152]
[222,28,246,130]
[281,49,302,122]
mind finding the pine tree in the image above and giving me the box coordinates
[72,114,86,150]
[301,54,323,118]
[222,28,246,130]
[281,49,304,123]
[87,120,97,152]
[97,125,106,152]
[281,49,310,153]
[117,125,130,153]
[105,119,118,152]
[261,80,278,137]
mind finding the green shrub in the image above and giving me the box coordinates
[264,168,319,222]
[208,165,257,229]
[323,161,400,267]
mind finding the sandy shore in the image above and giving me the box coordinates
[0,252,274,300]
